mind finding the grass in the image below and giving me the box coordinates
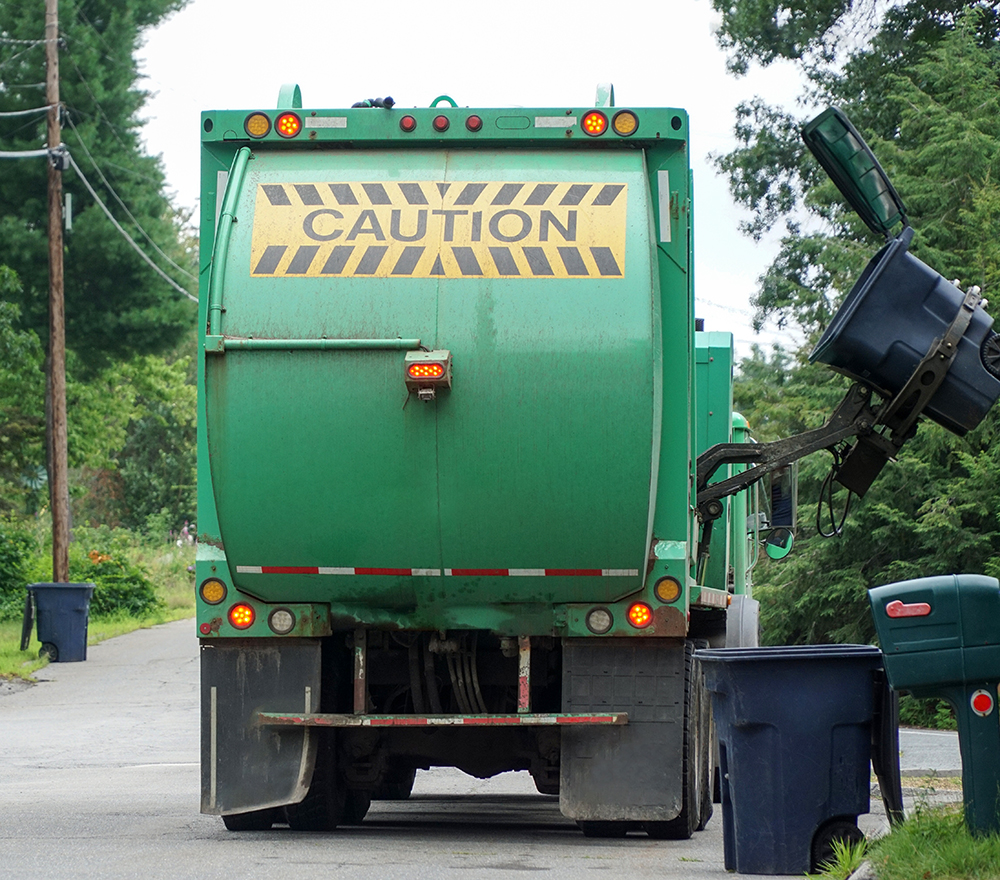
[866,803,1000,880]
[0,541,195,681]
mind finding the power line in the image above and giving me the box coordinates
[64,114,197,282]
[67,153,198,303]
[0,104,55,117]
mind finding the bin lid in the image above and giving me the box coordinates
[802,107,907,238]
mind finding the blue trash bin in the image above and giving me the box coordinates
[809,227,1000,436]
[30,582,95,662]
[697,645,889,875]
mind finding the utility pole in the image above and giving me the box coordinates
[45,0,69,583]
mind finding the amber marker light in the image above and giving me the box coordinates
[199,578,227,605]
[244,112,271,138]
[276,112,302,138]
[229,603,255,629]
[653,576,682,604]
[612,110,638,136]
[582,111,608,136]
[400,115,417,132]
[628,602,653,628]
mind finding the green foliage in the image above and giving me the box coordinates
[868,803,1000,880]
[0,515,37,621]
[813,835,869,879]
[898,695,957,730]
[0,0,196,371]
[0,289,45,513]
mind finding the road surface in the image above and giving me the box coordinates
[0,620,960,879]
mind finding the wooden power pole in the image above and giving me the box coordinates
[45,0,69,583]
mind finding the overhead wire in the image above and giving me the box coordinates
[64,113,196,282]
[67,153,197,303]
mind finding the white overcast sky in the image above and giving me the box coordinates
[137,0,813,357]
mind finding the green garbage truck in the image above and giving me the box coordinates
[195,90,1000,835]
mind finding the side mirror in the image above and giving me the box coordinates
[765,528,794,560]
[801,107,907,238]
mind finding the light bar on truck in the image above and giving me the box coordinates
[404,350,453,401]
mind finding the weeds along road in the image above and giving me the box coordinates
[1,619,937,880]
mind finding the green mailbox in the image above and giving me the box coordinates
[869,574,1000,834]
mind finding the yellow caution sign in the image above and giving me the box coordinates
[249,180,627,279]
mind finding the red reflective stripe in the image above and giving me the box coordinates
[355,568,412,576]
[369,717,431,727]
[449,568,509,577]
[885,599,932,618]
[545,568,602,576]
[262,566,318,575]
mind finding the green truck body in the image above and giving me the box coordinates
[196,88,755,836]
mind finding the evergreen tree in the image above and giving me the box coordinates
[0,0,195,371]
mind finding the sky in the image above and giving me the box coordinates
[136,0,813,358]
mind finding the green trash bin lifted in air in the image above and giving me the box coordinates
[869,574,1000,834]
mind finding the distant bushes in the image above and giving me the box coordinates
[0,518,162,621]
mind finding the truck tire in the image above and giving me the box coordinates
[577,821,630,838]
[222,808,276,831]
[372,762,416,800]
[645,641,703,840]
[285,742,346,831]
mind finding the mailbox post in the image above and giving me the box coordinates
[869,574,1000,834]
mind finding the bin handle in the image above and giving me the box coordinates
[885,599,931,618]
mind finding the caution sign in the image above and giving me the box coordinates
[249,181,627,279]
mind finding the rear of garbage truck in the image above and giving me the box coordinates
[195,86,748,836]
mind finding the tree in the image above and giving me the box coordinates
[725,20,1000,648]
[0,0,195,371]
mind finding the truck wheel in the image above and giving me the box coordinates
[811,818,864,872]
[372,763,416,800]
[341,791,372,825]
[222,808,276,831]
[286,743,346,831]
[577,821,630,838]
[646,641,702,840]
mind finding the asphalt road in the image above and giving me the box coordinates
[0,620,962,880]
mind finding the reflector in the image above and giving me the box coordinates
[400,115,417,132]
[433,115,450,132]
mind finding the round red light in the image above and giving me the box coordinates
[199,623,212,635]
[465,115,483,132]
[433,115,450,132]
[400,115,417,132]
[276,112,302,138]
[972,690,994,715]
[627,603,653,628]
[229,603,255,629]
[582,111,608,137]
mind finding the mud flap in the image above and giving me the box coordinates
[201,638,321,816]
[559,638,687,821]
